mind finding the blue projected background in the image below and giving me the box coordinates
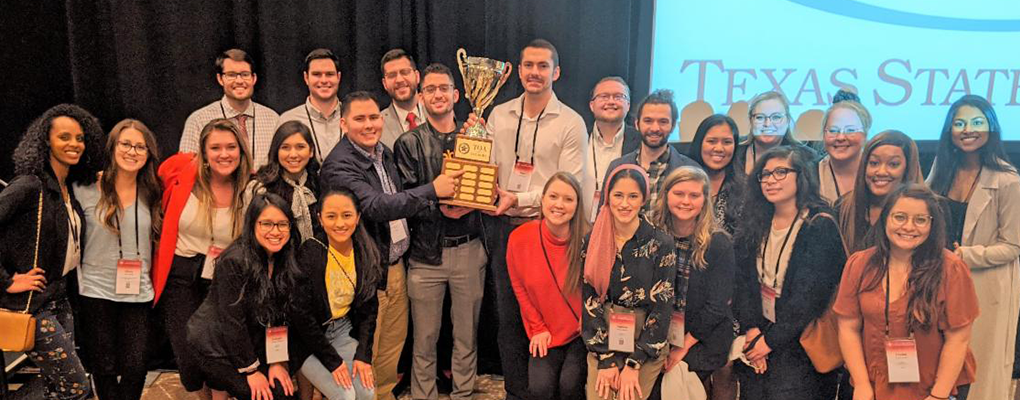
[650,0,1020,141]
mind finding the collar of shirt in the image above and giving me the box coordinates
[591,123,625,148]
[305,97,340,121]
[394,101,425,129]
[507,91,564,120]
[219,95,255,118]
[635,145,672,165]
[350,140,385,163]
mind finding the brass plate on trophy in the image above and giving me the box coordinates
[441,158,499,211]
[454,135,493,163]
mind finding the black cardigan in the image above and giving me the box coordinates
[291,235,379,370]
[0,172,84,313]
[734,207,846,352]
[679,231,736,372]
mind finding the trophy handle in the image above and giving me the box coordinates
[456,49,469,85]
[476,63,513,115]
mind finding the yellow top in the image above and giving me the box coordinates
[326,245,357,320]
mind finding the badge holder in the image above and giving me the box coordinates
[266,326,289,364]
[668,311,686,347]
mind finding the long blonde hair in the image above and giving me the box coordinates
[193,118,253,238]
[651,166,715,270]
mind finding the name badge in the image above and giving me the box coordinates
[389,220,408,244]
[668,311,686,347]
[761,284,778,323]
[266,326,289,364]
[201,245,224,280]
[608,310,637,353]
[507,162,535,193]
[115,259,142,295]
[885,337,920,383]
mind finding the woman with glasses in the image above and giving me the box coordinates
[687,114,743,235]
[835,184,978,400]
[72,119,161,400]
[733,146,846,400]
[0,104,103,400]
[187,193,300,400]
[582,165,676,400]
[818,90,872,204]
[246,121,321,242]
[734,91,815,176]
[837,131,925,254]
[926,95,1020,400]
[292,187,381,400]
[155,118,253,398]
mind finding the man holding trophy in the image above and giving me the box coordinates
[393,62,490,400]
[464,38,588,400]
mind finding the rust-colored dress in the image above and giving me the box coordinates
[833,248,979,400]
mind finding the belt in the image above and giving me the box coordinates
[442,233,479,248]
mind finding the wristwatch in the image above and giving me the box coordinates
[625,358,642,370]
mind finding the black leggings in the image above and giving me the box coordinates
[157,254,210,392]
[527,337,586,400]
[77,296,150,400]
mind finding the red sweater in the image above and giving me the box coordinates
[507,220,582,348]
[152,153,199,305]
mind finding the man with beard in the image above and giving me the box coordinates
[604,89,699,214]
[278,48,343,163]
[379,49,424,149]
[393,63,487,400]
[464,38,587,400]
[180,48,279,168]
[584,76,641,221]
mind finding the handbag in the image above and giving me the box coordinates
[0,190,43,352]
[799,212,844,373]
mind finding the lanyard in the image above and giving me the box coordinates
[67,202,81,256]
[884,265,913,337]
[538,222,580,321]
[115,187,141,260]
[591,138,601,191]
[220,102,256,158]
[514,100,545,165]
[964,165,983,202]
[759,215,799,289]
[828,161,842,198]
[327,245,357,289]
[304,104,327,163]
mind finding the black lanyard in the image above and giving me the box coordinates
[538,222,580,321]
[326,245,357,289]
[514,100,545,165]
[829,161,842,198]
[885,266,892,337]
[304,104,327,162]
[760,215,798,289]
[220,102,256,158]
[115,188,141,260]
[591,138,600,191]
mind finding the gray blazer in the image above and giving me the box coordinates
[380,102,406,150]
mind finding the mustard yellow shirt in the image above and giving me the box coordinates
[326,245,357,320]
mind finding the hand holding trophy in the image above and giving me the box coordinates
[440,49,512,211]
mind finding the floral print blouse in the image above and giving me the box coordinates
[581,219,677,369]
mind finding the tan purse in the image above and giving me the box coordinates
[799,212,844,373]
[0,190,43,352]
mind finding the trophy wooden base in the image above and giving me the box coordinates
[441,157,499,211]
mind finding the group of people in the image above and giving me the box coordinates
[0,37,1017,400]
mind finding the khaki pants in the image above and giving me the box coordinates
[585,352,665,400]
[372,262,409,400]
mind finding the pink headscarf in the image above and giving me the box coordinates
[583,164,650,300]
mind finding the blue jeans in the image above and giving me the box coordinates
[300,317,375,400]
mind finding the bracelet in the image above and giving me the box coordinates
[929,393,949,400]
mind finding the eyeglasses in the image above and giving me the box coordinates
[221,71,253,81]
[422,84,455,95]
[592,93,629,102]
[257,220,291,232]
[384,68,415,80]
[757,167,797,183]
[824,127,864,136]
[889,212,931,227]
[752,113,786,125]
[117,141,148,154]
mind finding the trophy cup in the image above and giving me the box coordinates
[440,48,513,211]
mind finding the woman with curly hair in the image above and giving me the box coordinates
[72,118,162,400]
[0,104,104,399]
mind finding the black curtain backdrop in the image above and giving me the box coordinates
[1,0,655,181]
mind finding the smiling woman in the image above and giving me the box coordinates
[246,121,322,243]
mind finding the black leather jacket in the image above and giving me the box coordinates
[393,120,487,265]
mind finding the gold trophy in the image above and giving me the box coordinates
[440,48,512,211]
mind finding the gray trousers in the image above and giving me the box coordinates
[406,238,487,400]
